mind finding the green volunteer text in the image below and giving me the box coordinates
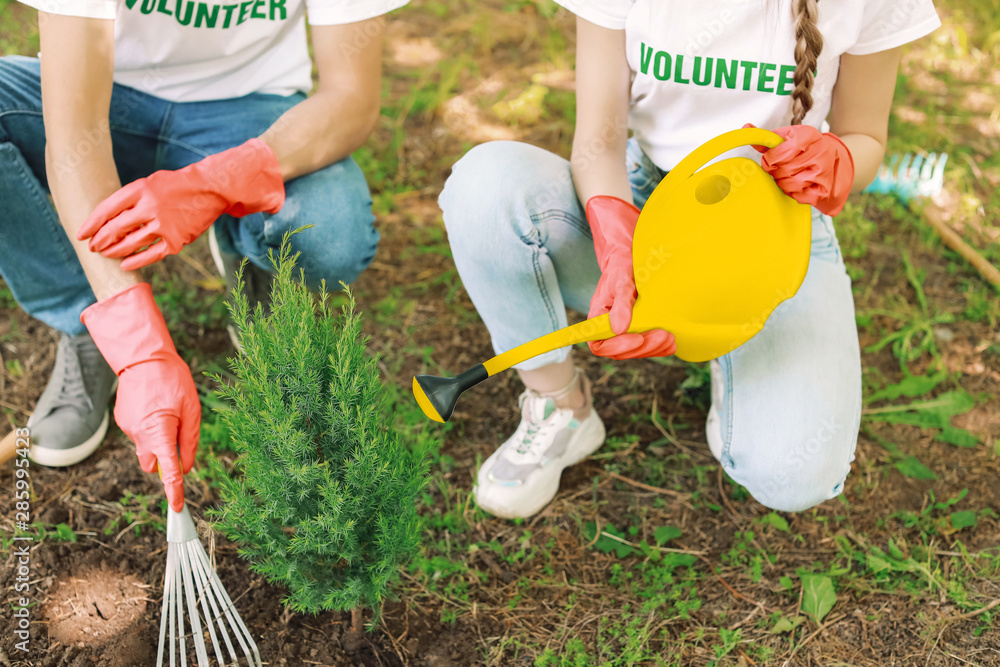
[639,42,797,96]
[125,0,288,28]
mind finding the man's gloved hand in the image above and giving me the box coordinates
[745,123,854,216]
[80,283,200,512]
[78,138,285,271]
[585,195,676,360]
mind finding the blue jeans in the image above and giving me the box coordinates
[439,139,862,512]
[0,55,378,336]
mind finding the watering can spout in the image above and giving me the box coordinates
[413,365,489,423]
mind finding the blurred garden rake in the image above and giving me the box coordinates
[863,151,1000,290]
[157,504,262,667]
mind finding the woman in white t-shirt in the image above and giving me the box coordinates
[438,0,941,519]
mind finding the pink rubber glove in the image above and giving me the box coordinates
[745,124,855,216]
[78,138,285,271]
[585,196,676,360]
[81,283,200,512]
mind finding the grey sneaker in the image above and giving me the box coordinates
[208,224,273,350]
[475,375,606,519]
[27,332,118,467]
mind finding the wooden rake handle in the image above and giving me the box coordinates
[0,429,24,466]
[924,200,1000,291]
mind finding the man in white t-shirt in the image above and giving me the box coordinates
[0,0,405,511]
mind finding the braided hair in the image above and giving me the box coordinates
[790,0,823,125]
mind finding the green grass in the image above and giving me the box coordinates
[103,490,168,539]
[0,0,39,55]
[1,522,83,553]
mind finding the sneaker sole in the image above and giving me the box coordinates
[475,412,607,520]
[28,377,119,468]
[29,408,111,467]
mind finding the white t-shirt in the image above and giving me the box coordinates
[554,0,940,171]
[19,0,407,102]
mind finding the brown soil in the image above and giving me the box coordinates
[43,567,148,648]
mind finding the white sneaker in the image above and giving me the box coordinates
[475,375,605,519]
[706,359,724,461]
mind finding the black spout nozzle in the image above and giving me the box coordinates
[412,364,489,423]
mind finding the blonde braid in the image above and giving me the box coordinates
[790,0,823,125]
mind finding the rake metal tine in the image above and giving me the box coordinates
[886,151,902,182]
[917,153,935,196]
[899,152,915,181]
[174,550,186,667]
[156,548,173,667]
[918,153,941,196]
[870,164,891,192]
[933,152,949,176]
[918,152,935,180]
[216,573,262,666]
[186,541,237,665]
[898,153,921,198]
[171,550,178,667]
[203,555,262,667]
[187,535,255,667]
[864,153,894,194]
[931,153,949,194]
[887,152,904,191]
[169,551,180,667]
[178,544,210,666]
[908,154,927,197]
[895,152,909,183]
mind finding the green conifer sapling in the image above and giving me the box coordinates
[210,237,430,633]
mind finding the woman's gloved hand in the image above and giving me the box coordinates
[746,123,854,216]
[81,283,200,512]
[78,138,285,271]
[585,195,676,360]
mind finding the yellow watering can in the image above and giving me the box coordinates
[414,127,812,423]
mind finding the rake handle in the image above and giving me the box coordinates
[924,200,1000,291]
[0,429,24,466]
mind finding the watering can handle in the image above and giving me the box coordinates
[649,128,784,205]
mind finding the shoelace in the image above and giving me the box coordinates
[47,338,95,413]
[510,398,563,460]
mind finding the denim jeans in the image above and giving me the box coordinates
[439,139,862,512]
[0,55,378,336]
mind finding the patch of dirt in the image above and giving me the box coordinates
[43,567,148,647]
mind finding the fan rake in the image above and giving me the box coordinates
[157,504,262,667]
